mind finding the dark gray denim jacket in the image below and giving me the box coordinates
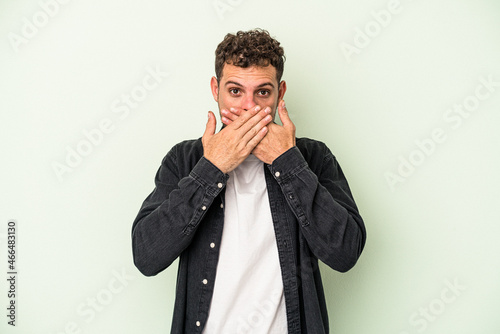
[132,137,366,333]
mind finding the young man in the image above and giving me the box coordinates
[132,29,366,333]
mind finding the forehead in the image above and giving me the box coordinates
[220,64,277,86]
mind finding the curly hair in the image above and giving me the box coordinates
[215,29,285,83]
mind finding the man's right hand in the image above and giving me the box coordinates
[202,105,272,174]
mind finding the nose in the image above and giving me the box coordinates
[241,94,257,111]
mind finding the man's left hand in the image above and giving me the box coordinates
[221,100,296,165]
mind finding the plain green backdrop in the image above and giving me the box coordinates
[1,0,499,333]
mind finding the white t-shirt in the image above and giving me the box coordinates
[203,154,287,334]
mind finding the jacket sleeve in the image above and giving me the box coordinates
[269,144,366,273]
[131,146,228,276]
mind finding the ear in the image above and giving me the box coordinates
[278,80,287,101]
[210,76,219,102]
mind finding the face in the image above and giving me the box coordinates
[210,63,286,120]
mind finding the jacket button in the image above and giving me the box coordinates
[217,182,223,188]
[201,206,207,211]
[196,321,201,327]
[202,279,208,285]
[210,242,215,248]
[275,171,280,177]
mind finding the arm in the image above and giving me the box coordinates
[270,144,366,273]
[131,148,227,276]
[222,101,366,272]
[132,106,272,276]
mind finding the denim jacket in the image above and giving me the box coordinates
[132,137,366,333]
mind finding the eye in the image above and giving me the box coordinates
[257,90,270,97]
[229,88,240,95]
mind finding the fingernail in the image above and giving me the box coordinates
[282,100,286,108]
[265,107,271,114]
[255,106,261,112]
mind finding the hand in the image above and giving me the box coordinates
[202,105,273,173]
[221,100,296,164]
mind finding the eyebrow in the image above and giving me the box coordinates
[225,81,275,89]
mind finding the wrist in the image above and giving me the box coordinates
[203,155,228,174]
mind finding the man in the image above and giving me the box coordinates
[132,29,366,333]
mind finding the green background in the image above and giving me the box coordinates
[1,0,499,333]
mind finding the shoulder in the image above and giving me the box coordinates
[169,138,203,157]
[296,137,336,164]
[161,138,203,170]
[295,137,343,179]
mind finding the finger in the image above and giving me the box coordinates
[245,125,268,151]
[231,105,263,128]
[221,109,238,122]
[278,100,293,128]
[237,106,273,135]
[203,111,216,139]
[221,116,233,125]
[229,108,242,117]
[241,112,272,146]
